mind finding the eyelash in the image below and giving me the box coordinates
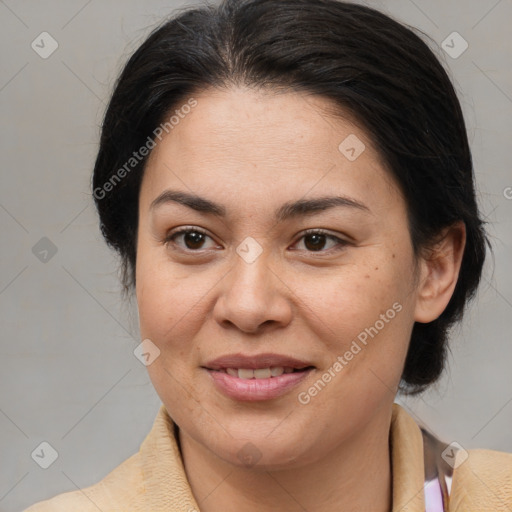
[163,227,349,254]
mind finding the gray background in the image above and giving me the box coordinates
[1,0,511,510]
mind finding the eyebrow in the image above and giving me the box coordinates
[150,189,371,222]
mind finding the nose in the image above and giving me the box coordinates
[212,250,293,334]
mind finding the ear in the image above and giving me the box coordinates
[414,221,466,323]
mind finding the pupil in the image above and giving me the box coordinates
[305,234,325,251]
[185,231,204,249]
[182,233,327,251]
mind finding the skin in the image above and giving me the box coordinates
[135,86,465,512]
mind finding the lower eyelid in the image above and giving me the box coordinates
[292,234,348,252]
[164,229,348,253]
[165,229,217,249]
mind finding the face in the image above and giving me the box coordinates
[135,86,421,470]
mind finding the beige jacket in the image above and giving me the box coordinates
[24,403,512,511]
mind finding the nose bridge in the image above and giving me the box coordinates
[213,237,291,331]
[229,237,274,304]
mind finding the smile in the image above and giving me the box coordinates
[202,352,315,401]
[218,366,306,379]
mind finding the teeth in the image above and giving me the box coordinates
[224,366,295,379]
[238,369,254,379]
[253,368,271,378]
[270,366,284,377]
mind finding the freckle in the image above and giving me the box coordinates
[392,254,396,258]
[365,274,370,278]
[374,267,379,270]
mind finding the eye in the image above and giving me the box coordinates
[164,227,349,254]
[164,227,218,252]
[293,229,348,253]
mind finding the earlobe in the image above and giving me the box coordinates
[414,221,466,323]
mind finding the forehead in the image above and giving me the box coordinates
[141,86,400,213]
[152,86,375,156]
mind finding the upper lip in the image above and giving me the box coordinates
[203,353,314,370]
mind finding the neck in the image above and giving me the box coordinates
[179,407,393,512]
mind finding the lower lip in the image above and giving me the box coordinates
[205,368,314,401]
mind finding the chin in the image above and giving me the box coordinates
[199,423,321,470]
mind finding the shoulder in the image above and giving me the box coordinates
[456,447,512,483]
[23,404,199,512]
[450,447,512,509]
[23,451,146,512]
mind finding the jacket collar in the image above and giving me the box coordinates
[138,402,428,511]
[389,402,427,511]
[138,404,199,511]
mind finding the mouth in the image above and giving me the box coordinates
[209,366,314,379]
[202,353,315,401]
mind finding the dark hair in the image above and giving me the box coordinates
[92,0,489,394]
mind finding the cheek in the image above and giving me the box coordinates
[136,263,171,342]
[135,257,206,413]
[301,258,411,337]
[135,255,229,398]
[135,245,211,340]
[295,252,416,392]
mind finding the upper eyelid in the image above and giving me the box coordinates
[166,226,343,240]
[166,227,347,249]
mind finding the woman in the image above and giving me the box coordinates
[25,0,512,510]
